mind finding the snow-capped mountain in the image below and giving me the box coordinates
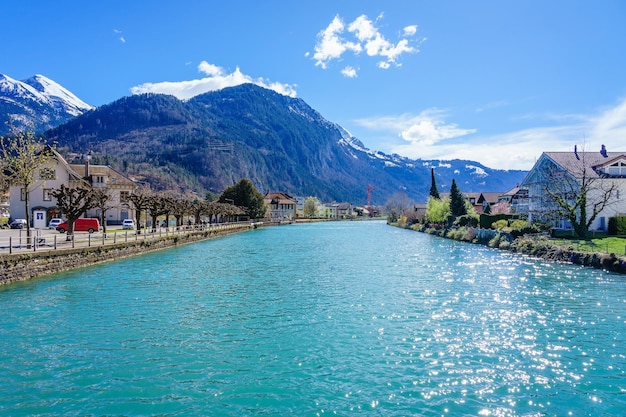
[45,83,528,203]
[0,74,93,135]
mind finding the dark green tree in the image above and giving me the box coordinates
[449,179,467,217]
[429,168,440,199]
[219,178,266,219]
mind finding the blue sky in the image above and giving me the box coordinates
[3,0,626,170]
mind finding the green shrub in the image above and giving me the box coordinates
[493,219,508,230]
[480,213,513,229]
[488,233,502,248]
[455,214,479,227]
[499,240,511,250]
[608,216,626,235]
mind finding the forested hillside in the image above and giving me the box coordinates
[45,84,526,204]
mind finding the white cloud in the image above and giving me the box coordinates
[310,14,421,72]
[198,62,223,77]
[403,25,418,36]
[355,110,476,146]
[352,97,626,170]
[130,61,297,100]
[113,29,125,44]
[312,15,362,69]
[341,66,358,78]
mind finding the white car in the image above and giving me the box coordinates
[48,218,63,229]
[9,219,27,229]
[122,219,135,230]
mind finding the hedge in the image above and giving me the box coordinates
[479,213,513,229]
[608,216,626,236]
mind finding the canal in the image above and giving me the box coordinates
[1,220,624,416]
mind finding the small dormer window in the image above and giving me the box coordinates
[605,160,626,176]
[95,176,105,184]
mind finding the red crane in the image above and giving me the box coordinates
[366,185,374,207]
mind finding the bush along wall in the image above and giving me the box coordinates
[479,213,513,229]
[405,222,626,275]
[608,216,626,236]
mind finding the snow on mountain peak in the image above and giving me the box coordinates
[24,74,93,115]
[0,73,93,134]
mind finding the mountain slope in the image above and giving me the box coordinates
[0,74,93,135]
[44,84,526,204]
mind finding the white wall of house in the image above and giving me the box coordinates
[8,159,72,223]
[9,156,136,226]
[586,179,626,230]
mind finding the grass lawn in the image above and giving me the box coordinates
[551,236,626,256]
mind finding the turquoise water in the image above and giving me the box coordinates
[1,220,625,416]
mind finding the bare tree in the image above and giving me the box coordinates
[143,192,166,232]
[171,196,194,228]
[91,188,112,234]
[50,185,97,240]
[127,185,152,230]
[0,131,52,245]
[384,191,413,223]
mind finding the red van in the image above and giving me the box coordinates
[56,218,100,234]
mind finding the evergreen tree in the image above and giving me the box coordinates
[219,178,266,219]
[429,168,440,199]
[449,179,467,217]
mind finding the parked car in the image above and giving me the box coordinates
[122,219,135,230]
[9,219,27,229]
[48,218,63,229]
[56,218,100,234]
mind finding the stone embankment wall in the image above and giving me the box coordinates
[407,223,626,275]
[0,225,252,286]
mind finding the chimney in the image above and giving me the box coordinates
[85,151,92,178]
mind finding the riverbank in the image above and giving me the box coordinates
[401,223,626,275]
[0,223,257,286]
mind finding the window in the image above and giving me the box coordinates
[43,188,52,201]
[95,176,105,184]
[39,167,56,180]
[120,191,130,204]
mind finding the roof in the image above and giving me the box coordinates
[543,151,626,179]
[264,192,297,204]
[68,163,135,186]
[479,192,503,204]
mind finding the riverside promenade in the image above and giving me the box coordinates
[0,221,265,285]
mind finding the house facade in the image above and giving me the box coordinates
[520,150,626,231]
[498,186,529,214]
[439,191,504,214]
[264,192,297,220]
[9,150,137,227]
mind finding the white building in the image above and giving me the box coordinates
[9,149,137,227]
[520,150,626,231]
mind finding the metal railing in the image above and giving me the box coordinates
[0,222,255,255]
